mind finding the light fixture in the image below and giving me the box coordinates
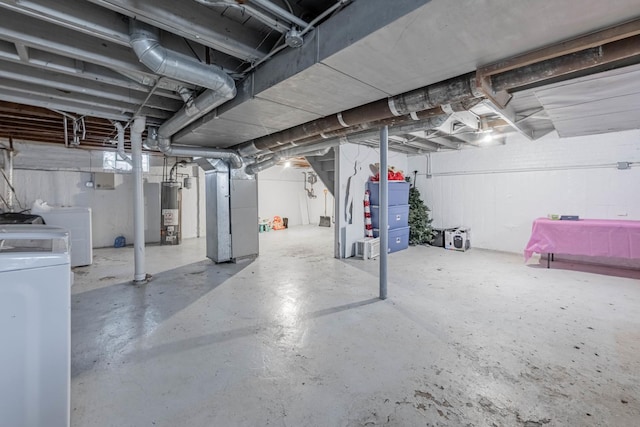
[481,133,494,143]
[284,161,291,168]
[479,129,495,144]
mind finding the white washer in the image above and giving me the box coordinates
[0,225,71,427]
[32,206,92,267]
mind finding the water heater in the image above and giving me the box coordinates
[161,181,181,245]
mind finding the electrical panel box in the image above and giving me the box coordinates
[94,172,120,190]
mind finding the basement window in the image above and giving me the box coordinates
[102,151,149,172]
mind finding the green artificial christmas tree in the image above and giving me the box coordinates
[407,177,435,245]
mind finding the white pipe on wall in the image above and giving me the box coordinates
[114,122,132,166]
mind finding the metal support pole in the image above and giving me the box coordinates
[131,116,147,284]
[379,126,388,300]
[7,149,13,212]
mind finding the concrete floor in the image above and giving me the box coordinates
[71,226,640,427]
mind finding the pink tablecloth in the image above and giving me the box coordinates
[524,218,640,261]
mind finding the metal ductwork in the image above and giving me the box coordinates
[129,19,239,164]
[155,89,235,147]
[160,146,243,169]
[113,122,132,166]
[130,20,236,92]
[235,71,482,156]
[245,138,345,175]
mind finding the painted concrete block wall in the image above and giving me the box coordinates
[0,141,204,248]
[336,143,408,258]
[258,165,334,227]
[408,129,640,256]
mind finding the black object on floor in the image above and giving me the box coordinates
[0,212,45,224]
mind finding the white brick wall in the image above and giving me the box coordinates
[408,129,640,255]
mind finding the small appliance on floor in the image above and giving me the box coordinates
[445,227,471,251]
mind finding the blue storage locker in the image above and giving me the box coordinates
[370,204,409,230]
[372,226,410,253]
[367,181,409,206]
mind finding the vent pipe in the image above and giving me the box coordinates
[130,20,235,92]
[114,122,132,166]
[159,146,243,169]
[129,20,237,153]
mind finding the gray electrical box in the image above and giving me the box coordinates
[94,172,120,190]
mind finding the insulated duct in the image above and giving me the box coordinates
[285,111,454,153]
[236,72,482,155]
[245,114,451,175]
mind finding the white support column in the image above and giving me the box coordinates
[131,116,147,284]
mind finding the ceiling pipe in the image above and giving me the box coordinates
[235,71,482,156]
[193,0,292,34]
[246,114,450,175]
[265,112,453,157]
[159,146,243,169]
[246,137,349,175]
[247,0,309,28]
[130,20,235,92]
[129,19,239,163]
[114,121,132,165]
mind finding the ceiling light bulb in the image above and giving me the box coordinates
[482,134,494,143]
[284,161,291,168]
